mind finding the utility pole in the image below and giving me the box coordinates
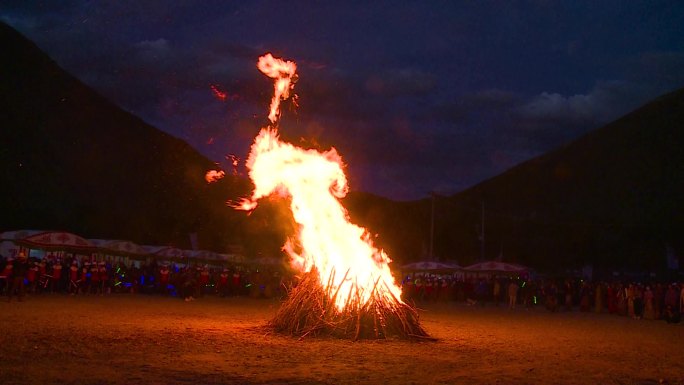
[429,192,435,261]
[480,200,485,261]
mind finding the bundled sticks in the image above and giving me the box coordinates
[270,268,432,340]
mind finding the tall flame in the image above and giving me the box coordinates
[257,53,297,124]
[241,54,403,310]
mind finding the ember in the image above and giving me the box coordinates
[240,53,430,340]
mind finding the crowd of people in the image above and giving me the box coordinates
[3,252,684,325]
[0,252,287,302]
[401,273,684,323]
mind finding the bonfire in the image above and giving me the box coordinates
[225,53,430,340]
[271,267,429,340]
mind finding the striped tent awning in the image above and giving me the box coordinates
[3,230,94,251]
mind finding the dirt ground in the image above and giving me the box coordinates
[1,294,682,385]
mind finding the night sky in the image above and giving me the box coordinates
[3,1,684,200]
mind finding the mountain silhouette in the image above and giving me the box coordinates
[2,21,682,272]
[347,87,684,272]
[0,21,252,252]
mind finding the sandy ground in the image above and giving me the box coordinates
[1,294,682,385]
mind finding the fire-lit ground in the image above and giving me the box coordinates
[1,295,682,385]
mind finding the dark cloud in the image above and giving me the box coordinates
[518,81,635,124]
[3,1,684,200]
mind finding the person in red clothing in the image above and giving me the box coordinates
[198,266,210,297]
[0,259,13,295]
[424,276,435,301]
[26,260,38,293]
[231,268,241,297]
[69,261,79,294]
[35,260,47,293]
[8,253,29,301]
[90,262,100,295]
[607,283,617,314]
[217,268,229,297]
[99,262,109,294]
[37,260,46,276]
[80,262,90,294]
[51,260,63,293]
[158,263,170,295]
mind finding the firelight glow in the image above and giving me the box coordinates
[240,53,404,310]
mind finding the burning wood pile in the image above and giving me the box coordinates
[271,268,430,340]
[211,53,431,340]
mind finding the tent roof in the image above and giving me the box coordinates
[216,253,244,263]
[1,230,44,240]
[184,250,219,260]
[89,239,148,256]
[401,261,461,271]
[463,261,527,273]
[2,230,94,250]
[142,245,184,258]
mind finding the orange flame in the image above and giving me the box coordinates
[205,169,225,183]
[257,53,297,123]
[210,84,228,101]
[240,54,403,310]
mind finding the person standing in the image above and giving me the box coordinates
[679,283,684,315]
[493,278,501,306]
[523,279,537,309]
[579,282,591,312]
[69,261,79,295]
[626,284,635,318]
[217,268,229,297]
[545,282,559,312]
[508,279,519,309]
[80,262,91,295]
[26,260,38,294]
[231,268,241,297]
[633,284,644,320]
[0,259,13,295]
[8,252,29,302]
[198,266,210,297]
[643,286,655,320]
[51,260,63,294]
[664,284,678,313]
[181,267,196,301]
[36,260,46,293]
[475,279,488,307]
[594,282,604,313]
[158,263,170,295]
[98,262,108,295]
[607,283,617,314]
[564,280,574,311]
[90,262,100,295]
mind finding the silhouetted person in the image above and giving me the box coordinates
[8,252,29,302]
[508,279,519,309]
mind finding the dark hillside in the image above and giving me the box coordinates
[0,22,249,251]
[436,87,684,270]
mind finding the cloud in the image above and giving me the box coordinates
[518,81,637,124]
[519,50,684,127]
